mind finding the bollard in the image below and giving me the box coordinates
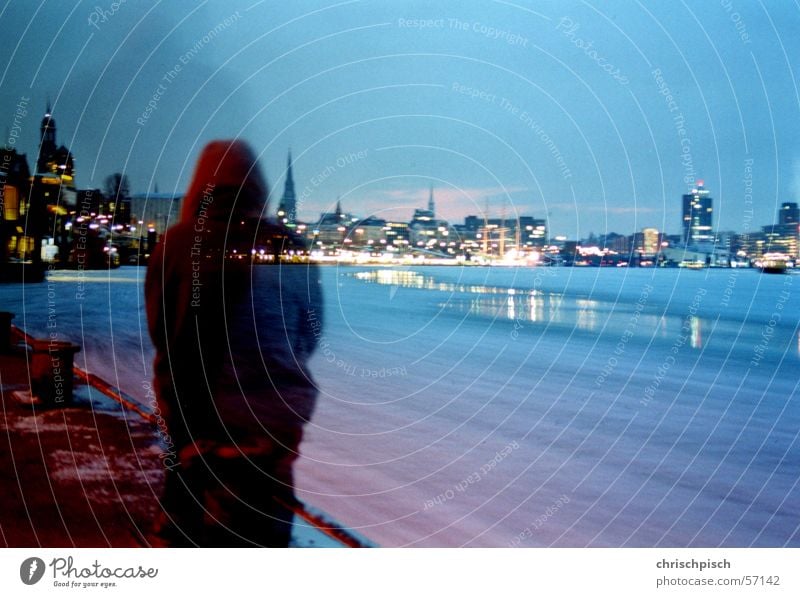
[30,339,81,405]
[0,312,13,353]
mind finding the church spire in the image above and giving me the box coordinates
[278,148,297,225]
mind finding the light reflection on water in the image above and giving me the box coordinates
[351,268,707,348]
[351,269,547,297]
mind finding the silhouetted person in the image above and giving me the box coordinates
[145,140,321,546]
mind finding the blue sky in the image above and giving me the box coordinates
[2,0,799,238]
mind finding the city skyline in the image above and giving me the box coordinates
[2,2,800,239]
[5,96,796,256]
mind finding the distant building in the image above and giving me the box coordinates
[779,201,799,226]
[311,199,350,250]
[129,192,183,235]
[0,147,33,267]
[36,102,74,180]
[771,202,799,258]
[30,103,77,259]
[350,216,387,248]
[409,186,451,251]
[77,188,126,225]
[762,203,799,259]
[599,232,630,254]
[517,216,547,248]
[459,214,546,255]
[383,221,410,250]
[642,227,661,254]
[737,202,800,260]
[277,149,297,226]
[630,228,662,256]
[682,182,713,245]
[464,215,482,232]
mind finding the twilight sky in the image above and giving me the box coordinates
[2,0,799,238]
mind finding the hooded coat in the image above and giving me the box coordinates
[145,140,322,479]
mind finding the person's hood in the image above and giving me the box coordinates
[180,139,268,222]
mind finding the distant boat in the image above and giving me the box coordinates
[678,261,705,270]
[757,253,789,274]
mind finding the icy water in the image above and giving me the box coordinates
[1,265,798,547]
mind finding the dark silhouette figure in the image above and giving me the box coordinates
[145,140,322,546]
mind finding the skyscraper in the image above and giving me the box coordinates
[682,181,713,246]
[765,202,800,258]
[779,202,799,226]
[277,149,296,225]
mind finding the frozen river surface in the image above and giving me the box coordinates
[2,265,798,546]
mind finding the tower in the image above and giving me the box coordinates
[277,149,296,225]
[428,184,435,217]
[35,101,74,179]
[682,181,713,246]
[37,101,57,173]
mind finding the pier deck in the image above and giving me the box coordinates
[0,334,360,548]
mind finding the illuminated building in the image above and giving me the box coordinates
[312,199,351,250]
[409,186,455,253]
[761,202,799,259]
[30,103,77,260]
[383,221,410,251]
[682,182,713,245]
[0,147,34,272]
[518,216,547,249]
[633,227,661,255]
[350,216,387,249]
